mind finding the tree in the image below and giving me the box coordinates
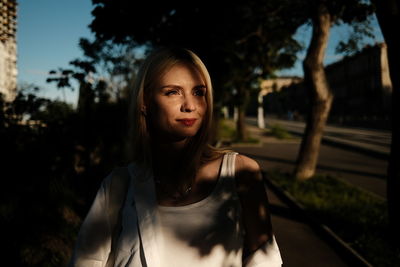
[372,0,400,240]
[89,0,304,141]
[46,38,141,186]
[47,38,141,112]
[1,85,79,266]
[293,0,373,180]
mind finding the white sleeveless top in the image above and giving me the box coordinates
[156,152,244,267]
[69,152,282,266]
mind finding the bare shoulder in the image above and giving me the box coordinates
[236,154,261,173]
[198,153,225,181]
[235,154,263,191]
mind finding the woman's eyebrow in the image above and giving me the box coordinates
[159,85,183,90]
[159,84,206,90]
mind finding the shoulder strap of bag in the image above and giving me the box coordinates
[105,167,130,267]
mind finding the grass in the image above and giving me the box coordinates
[217,119,260,144]
[267,171,400,267]
[269,123,292,139]
[217,119,236,141]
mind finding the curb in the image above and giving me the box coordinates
[263,172,374,267]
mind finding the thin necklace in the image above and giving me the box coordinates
[155,176,193,200]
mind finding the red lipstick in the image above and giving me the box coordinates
[177,119,197,126]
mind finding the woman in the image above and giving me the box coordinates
[69,47,282,267]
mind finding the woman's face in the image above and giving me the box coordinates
[148,62,207,143]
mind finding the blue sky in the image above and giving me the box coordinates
[17,1,384,106]
[17,0,93,104]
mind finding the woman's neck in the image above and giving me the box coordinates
[151,138,200,202]
[151,140,186,176]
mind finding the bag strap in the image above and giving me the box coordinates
[105,167,130,267]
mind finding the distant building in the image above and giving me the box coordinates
[260,76,303,94]
[260,76,304,119]
[264,43,392,129]
[0,0,18,102]
[326,42,392,119]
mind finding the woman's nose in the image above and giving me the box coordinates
[181,96,196,112]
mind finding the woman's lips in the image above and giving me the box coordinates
[177,119,197,126]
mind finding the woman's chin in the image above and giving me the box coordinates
[171,132,197,142]
[170,126,201,139]
[152,131,197,144]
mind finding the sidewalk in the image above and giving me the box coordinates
[224,118,389,266]
[266,187,351,267]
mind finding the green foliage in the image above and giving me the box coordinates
[216,119,260,144]
[268,171,400,267]
[217,119,236,141]
[217,119,235,141]
[269,124,292,139]
[89,0,306,103]
[1,91,80,266]
[47,38,143,109]
[335,20,376,56]
[1,86,130,266]
[243,136,260,144]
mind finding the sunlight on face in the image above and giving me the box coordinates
[149,63,207,143]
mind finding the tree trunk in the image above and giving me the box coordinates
[257,90,265,129]
[210,105,221,146]
[77,82,94,116]
[237,105,248,141]
[294,2,333,180]
[373,0,400,241]
[236,87,249,141]
[76,81,95,175]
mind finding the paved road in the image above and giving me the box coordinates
[252,116,391,158]
[241,117,388,198]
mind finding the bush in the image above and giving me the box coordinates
[1,90,129,266]
[217,119,260,144]
[269,124,292,139]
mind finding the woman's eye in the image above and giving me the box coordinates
[194,89,206,97]
[165,90,179,96]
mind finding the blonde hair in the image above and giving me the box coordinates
[127,47,223,180]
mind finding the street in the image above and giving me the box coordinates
[241,117,388,198]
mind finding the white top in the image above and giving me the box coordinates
[69,152,282,267]
[157,152,244,267]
